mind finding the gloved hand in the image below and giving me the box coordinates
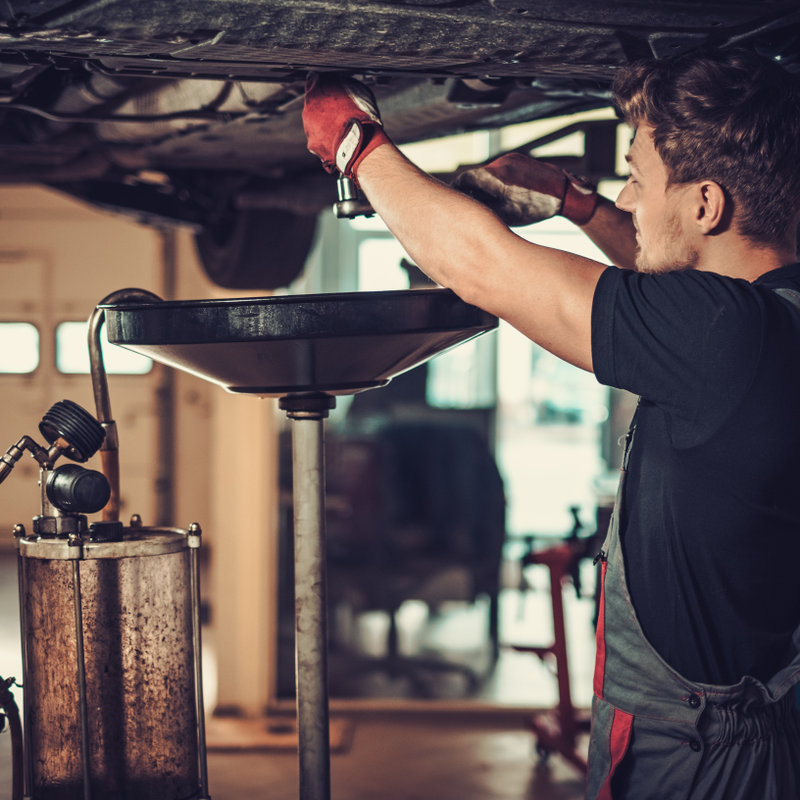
[452,152,599,226]
[303,72,391,180]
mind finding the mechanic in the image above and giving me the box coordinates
[302,49,800,799]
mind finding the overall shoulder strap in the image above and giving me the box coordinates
[773,287,800,311]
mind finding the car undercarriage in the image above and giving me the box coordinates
[0,0,798,287]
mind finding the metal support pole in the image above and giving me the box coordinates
[280,393,335,800]
[188,523,211,800]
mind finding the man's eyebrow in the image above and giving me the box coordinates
[624,153,639,174]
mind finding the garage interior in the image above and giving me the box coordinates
[0,3,798,798]
[0,111,638,799]
[0,114,626,800]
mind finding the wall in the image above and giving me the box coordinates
[0,186,281,717]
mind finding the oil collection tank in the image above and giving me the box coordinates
[18,524,204,800]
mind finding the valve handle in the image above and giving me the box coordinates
[38,400,105,462]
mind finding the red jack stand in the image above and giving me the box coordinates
[511,540,591,774]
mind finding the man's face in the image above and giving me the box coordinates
[616,126,698,273]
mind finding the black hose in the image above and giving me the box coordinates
[0,676,23,800]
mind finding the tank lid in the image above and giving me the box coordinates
[17,527,190,560]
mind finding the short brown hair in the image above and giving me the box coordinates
[613,49,800,248]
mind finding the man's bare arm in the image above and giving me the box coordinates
[580,196,638,270]
[358,145,607,372]
[450,151,638,269]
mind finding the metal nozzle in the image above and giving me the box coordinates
[89,288,163,521]
[333,176,374,219]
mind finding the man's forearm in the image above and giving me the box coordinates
[580,197,638,270]
[357,144,606,372]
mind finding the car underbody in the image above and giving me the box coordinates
[0,1,798,286]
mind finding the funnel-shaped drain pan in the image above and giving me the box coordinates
[103,288,497,396]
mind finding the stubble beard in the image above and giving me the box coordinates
[634,212,699,274]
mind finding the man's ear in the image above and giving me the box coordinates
[694,180,728,234]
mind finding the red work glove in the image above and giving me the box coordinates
[303,73,392,180]
[452,152,599,226]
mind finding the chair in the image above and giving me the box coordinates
[324,418,507,696]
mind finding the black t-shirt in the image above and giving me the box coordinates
[591,262,800,685]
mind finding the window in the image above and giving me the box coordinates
[0,322,39,373]
[56,321,152,375]
[357,238,409,291]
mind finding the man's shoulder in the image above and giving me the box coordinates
[606,263,800,317]
[754,261,800,291]
[601,265,766,321]
[592,265,773,401]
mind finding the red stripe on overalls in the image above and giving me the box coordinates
[597,707,634,800]
[593,558,608,698]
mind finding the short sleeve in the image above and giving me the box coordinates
[591,267,766,446]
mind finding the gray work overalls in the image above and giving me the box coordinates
[586,420,800,799]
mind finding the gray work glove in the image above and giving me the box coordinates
[453,152,599,227]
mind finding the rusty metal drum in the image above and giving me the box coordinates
[18,527,202,800]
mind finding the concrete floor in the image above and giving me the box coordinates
[0,713,587,800]
[0,548,591,800]
[205,713,587,799]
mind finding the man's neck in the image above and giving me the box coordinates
[696,235,796,282]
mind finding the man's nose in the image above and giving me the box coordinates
[615,180,635,213]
